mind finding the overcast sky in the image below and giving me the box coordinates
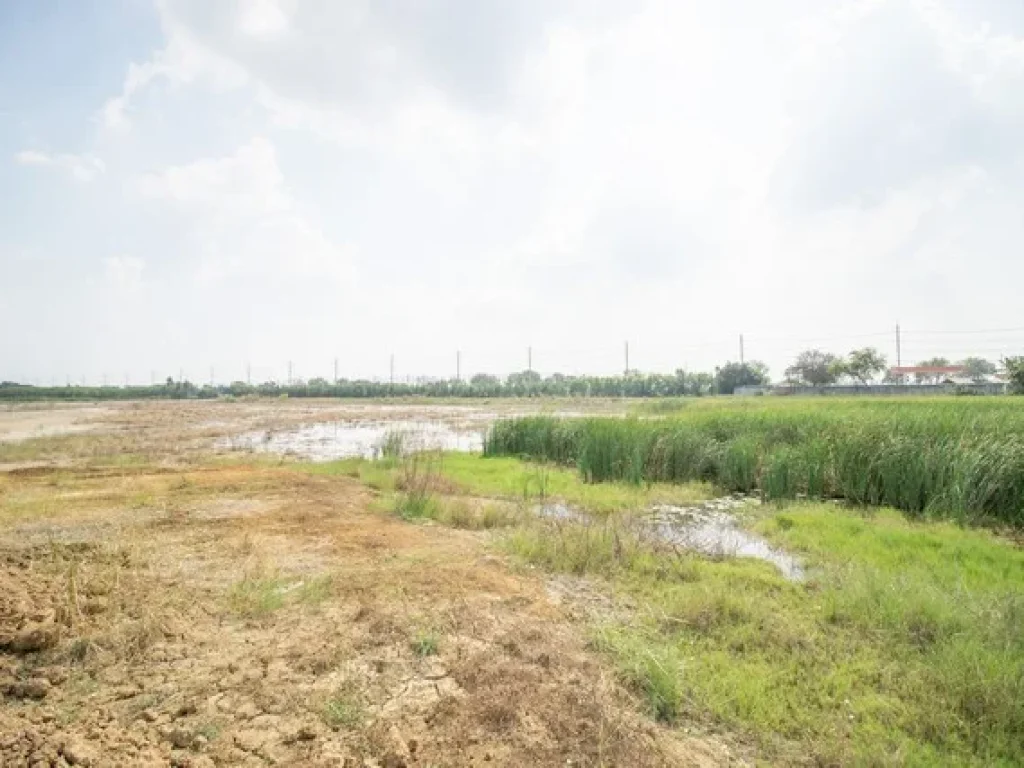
[3,0,1024,385]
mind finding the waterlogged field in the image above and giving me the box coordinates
[1,398,1022,766]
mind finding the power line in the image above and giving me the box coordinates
[910,326,1024,335]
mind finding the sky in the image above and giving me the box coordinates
[3,0,1024,385]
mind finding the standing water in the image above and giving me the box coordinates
[537,496,804,581]
[224,419,484,461]
[645,499,804,580]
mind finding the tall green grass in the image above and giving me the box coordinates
[485,398,1024,525]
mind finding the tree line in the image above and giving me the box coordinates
[2,349,1019,401]
[781,348,1007,386]
[1,368,750,400]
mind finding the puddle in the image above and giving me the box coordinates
[223,420,484,461]
[646,499,804,580]
[537,496,804,581]
[535,501,583,522]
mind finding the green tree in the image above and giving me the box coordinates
[1004,357,1024,394]
[785,350,840,386]
[841,347,887,385]
[714,361,770,395]
[958,357,997,383]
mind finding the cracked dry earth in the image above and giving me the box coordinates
[0,460,728,767]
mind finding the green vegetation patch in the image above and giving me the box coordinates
[305,452,711,514]
[486,398,1024,525]
[504,503,1024,765]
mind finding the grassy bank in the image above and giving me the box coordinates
[332,447,1024,764]
[485,398,1024,525]
[504,505,1024,765]
[304,451,711,514]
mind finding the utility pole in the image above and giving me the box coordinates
[624,341,629,376]
[739,334,745,366]
[333,358,338,384]
[895,324,902,369]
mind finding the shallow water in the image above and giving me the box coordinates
[646,500,804,581]
[224,420,484,461]
[537,496,804,581]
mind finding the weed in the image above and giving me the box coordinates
[227,570,287,617]
[392,453,443,520]
[321,687,364,730]
[592,627,683,722]
[196,722,221,742]
[295,574,334,607]
[377,430,407,461]
[411,629,440,657]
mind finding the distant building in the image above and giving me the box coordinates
[888,365,967,381]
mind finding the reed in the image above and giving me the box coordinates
[485,398,1024,525]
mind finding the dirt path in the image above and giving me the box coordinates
[0,457,730,766]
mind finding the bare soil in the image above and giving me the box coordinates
[0,401,735,767]
[0,405,111,445]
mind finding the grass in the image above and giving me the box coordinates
[485,397,1024,525]
[306,452,711,514]
[321,686,364,730]
[503,504,1024,765]
[377,429,407,460]
[226,572,288,617]
[295,574,334,607]
[227,569,337,616]
[411,629,440,657]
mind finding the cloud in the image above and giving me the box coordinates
[136,137,354,286]
[772,0,1024,210]
[7,0,1024,383]
[14,150,106,182]
[237,0,290,38]
[103,256,146,293]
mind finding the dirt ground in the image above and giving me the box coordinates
[0,401,735,767]
[0,405,112,445]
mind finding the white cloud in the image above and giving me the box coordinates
[238,0,291,38]
[137,137,354,286]
[14,150,106,182]
[103,255,146,292]
[7,0,1024,383]
[96,9,248,131]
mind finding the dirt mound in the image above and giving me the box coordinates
[0,564,59,652]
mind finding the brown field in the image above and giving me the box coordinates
[0,400,734,767]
